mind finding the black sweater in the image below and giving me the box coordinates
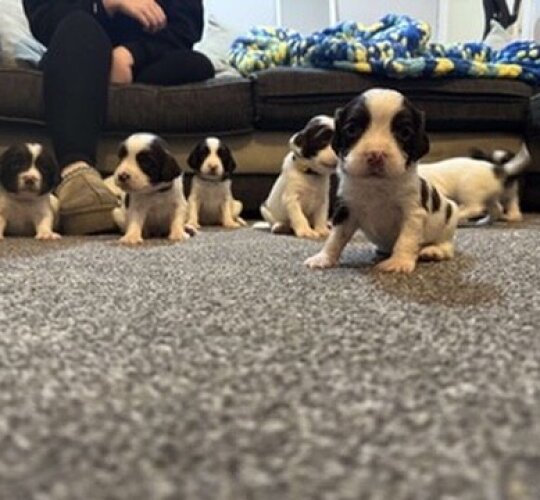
[23,0,205,69]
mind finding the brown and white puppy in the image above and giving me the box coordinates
[0,143,60,240]
[107,133,190,245]
[305,88,459,274]
[260,115,337,239]
[418,143,530,225]
[186,137,246,229]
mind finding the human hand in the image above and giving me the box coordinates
[103,0,167,33]
[110,46,134,84]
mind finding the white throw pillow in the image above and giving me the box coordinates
[0,0,45,66]
[195,14,239,75]
[484,19,514,51]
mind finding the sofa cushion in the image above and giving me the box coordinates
[253,68,534,133]
[0,67,254,134]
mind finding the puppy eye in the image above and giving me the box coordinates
[137,153,157,170]
[314,128,333,144]
[342,121,364,140]
[396,125,414,142]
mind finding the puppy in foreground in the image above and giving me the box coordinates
[305,88,458,274]
[108,133,190,245]
[260,115,337,239]
[186,137,246,229]
[0,143,61,240]
[418,143,530,225]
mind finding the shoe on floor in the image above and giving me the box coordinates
[56,164,120,235]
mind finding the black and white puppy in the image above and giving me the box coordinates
[305,88,459,274]
[260,115,337,239]
[107,133,190,245]
[417,143,530,224]
[186,137,246,229]
[0,143,61,240]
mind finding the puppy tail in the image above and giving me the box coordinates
[470,144,531,181]
[499,142,531,179]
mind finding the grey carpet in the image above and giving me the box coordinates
[1,217,540,500]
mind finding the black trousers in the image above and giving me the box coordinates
[40,11,214,169]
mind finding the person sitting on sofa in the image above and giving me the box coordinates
[23,0,215,234]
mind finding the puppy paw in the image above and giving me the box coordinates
[35,231,61,241]
[304,252,337,269]
[119,234,144,246]
[187,220,201,230]
[295,227,320,239]
[168,230,189,242]
[501,212,523,223]
[419,246,446,262]
[237,217,248,227]
[184,224,198,237]
[315,227,331,239]
[223,220,242,229]
[376,256,416,274]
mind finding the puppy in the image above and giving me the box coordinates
[260,115,337,239]
[186,137,246,229]
[305,88,459,274]
[108,133,190,245]
[417,143,530,224]
[0,143,60,240]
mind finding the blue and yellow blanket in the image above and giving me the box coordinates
[229,14,540,84]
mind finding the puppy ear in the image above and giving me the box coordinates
[331,107,344,155]
[0,145,30,193]
[161,152,182,182]
[118,142,128,160]
[36,149,61,194]
[187,142,205,172]
[149,138,182,183]
[0,147,13,190]
[289,131,306,157]
[0,146,13,174]
[221,146,237,174]
[415,111,430,161]
[406,102,430,163]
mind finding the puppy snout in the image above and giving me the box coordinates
[208,164,219,174]
[117,172,130,183]
[365,151,387,169]
[23,175,38,186]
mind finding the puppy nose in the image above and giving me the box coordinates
[365,151,387,169]
[23,175,38,186]
[209,164,218,173]
[118,172,130,183]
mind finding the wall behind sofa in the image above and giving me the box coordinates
[205,0,277,34]
[204,0,441,37]
[204,0,537,42]
[338,0,438,35]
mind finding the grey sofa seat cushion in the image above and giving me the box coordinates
[0,67,254,134]
[253,68,534,133]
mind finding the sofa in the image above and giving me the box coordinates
[1,7,539,216]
